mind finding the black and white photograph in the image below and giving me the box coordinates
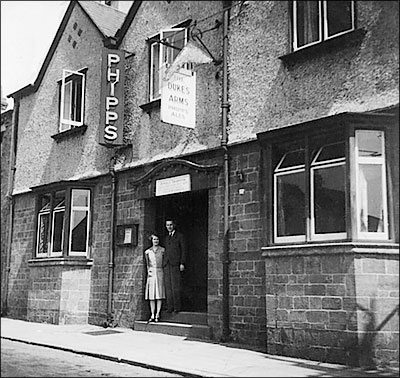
[1,1,399,377]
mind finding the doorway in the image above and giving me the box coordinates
[154,190,208,313]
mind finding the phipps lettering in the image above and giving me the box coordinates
[104,53,120,142]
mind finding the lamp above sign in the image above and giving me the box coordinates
[155,174,191,196]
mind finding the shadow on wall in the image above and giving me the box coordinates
[107,252,143,328]
[357,299,400,369]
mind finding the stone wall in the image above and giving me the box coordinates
[5,193,35,320]
[1,109,12,314]
[264,248,399,368]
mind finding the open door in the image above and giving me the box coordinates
[155,190,208,312]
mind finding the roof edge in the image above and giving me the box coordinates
[115,1,142,47]
[9,0,112,100]
[9,1,77,99]
[76,1,107,40]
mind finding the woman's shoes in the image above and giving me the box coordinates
[147,316,155,324]
[155,315,160,323]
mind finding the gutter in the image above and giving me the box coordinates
[221,1,231,342]
[3,99,19,315]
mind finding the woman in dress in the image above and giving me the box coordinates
[144,233,165,322]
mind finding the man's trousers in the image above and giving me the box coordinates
[164,264,181,312]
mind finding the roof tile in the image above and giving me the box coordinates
[78,1,128,37]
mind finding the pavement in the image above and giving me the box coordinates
[1,317,398,377]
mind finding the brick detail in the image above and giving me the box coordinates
[264,253,399,368]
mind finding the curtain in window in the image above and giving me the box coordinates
[296,1,320,47]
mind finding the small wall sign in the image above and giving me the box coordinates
[155,174,191,196]
[116,224,138,246]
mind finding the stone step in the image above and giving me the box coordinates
[159,311,207,325]
[134,320,213,340]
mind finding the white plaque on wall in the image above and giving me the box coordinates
[155,174,191,196]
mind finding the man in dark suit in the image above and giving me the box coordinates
[163,218,187,313]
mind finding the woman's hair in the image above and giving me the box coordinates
[148,233,159,241]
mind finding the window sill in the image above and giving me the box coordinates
[139,99,160,113]
[261,241,399,258]
[51,125,87,142]
[28,257,93,267]
[279,28,367,65]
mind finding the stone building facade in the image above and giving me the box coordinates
[3,0,398,369]
[1,109,13,314]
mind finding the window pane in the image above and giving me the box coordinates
[163,29,185,65]
[277,149,305,170]
[296,1,320,47]
[357,130,383,157]
[276,171,305,236]
[326,1,353,37]
[314,142,345,162]
[37,213,49,255]
[39,195,51,212]
[313,164,346,233]
[71,210,88,252]
[151,42,160,99]
[72,189,89,207]
[63,81,72,121]
[358,164,385,233]
[72,78,82,122]
[52,211,64,252]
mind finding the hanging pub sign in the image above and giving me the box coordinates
[161,68,196,129]
[99,48,125,146]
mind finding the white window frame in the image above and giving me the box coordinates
[310,146,347,241]
[274,150,306,243]
[149,27,188,101]
[36,205,50,258]
[323,0,355,41]
[59,69,85,132]
[49,200,65,257]
[293,0,355,51]
[355,130,388,240]
[69,189,91,256]
[293,0,323,51]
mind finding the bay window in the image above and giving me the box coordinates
[259,112,397,245]
[34,186,92,258]
[292,1,355,51]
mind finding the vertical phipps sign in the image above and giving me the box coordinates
[99,48,125,146]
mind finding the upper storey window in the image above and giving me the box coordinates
[149,27,189,101]
[293,1,355,51]
[59,69,85,132]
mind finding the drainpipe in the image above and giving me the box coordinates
[3,99,19,315]
[105,155,117,327]
[221,2,231,342]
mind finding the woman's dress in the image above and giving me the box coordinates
[144,246,166,300]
